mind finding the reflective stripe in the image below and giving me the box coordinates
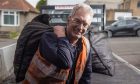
[83,36,90,59]
[49,69,69,80]
[25,43,89,83]
[32,54,57,76]
[32,54,68,80]
[25,73,37,84]
[74,37,89,83]
[75,71,83,81]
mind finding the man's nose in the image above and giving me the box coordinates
[78,23,84,30]
[77,24,85,33]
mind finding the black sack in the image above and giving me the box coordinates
[85,31,115,76]
[13,14,53,82]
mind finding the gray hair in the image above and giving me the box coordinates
[69,3,93,19]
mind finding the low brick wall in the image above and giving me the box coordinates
[0,31,10,38]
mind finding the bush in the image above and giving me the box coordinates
[9,32,19,39]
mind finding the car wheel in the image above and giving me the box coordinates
[137,30,140,37]
[107,31,112,38]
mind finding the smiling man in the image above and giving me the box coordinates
[22,3,94,84]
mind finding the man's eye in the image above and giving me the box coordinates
[73,19,80,23]
[83,23,88,27]
[83,24,86,27]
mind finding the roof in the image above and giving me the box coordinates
[0,0,38,13]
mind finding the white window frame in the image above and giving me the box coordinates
[1,10,20,26]
[92,18,102,22]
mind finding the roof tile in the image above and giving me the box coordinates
[0,0,38,13]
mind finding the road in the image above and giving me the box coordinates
[108,37,140,69]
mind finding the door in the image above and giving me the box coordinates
[112,20,127,36]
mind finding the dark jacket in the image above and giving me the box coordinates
[39,30,92,84]
[22,33,92,84]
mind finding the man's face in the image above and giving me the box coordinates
[67,8,92,39]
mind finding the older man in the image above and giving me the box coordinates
[23,3,93,84]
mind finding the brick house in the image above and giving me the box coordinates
[85,0,124,25]
[0,0,39,32]
[119,0,140,17]
[85,0,123,9]
[106,0,140,25]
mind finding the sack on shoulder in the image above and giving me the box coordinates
[13,14,53,82]
[85,30,115,76]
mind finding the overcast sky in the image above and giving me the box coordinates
[26,0,40,7]
[48,0,85,5]
[26,0,86,7]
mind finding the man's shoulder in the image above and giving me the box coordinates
[41,31,57,39]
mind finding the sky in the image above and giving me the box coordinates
[26,0,40,7]
[26,0,86,7]
[48,0,85,5]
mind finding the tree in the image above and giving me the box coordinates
[36,0,46,10]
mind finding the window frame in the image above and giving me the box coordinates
[137,1,140,8]
[1,10,20,26]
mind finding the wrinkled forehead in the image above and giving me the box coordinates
[72,8,92,23]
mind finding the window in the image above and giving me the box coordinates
[117,20,127,26]
[92,9,102,14]
[97,9,102,14]
[126,20,138,25]
[92,18,102,22]
[137,1,140,8]
[1,11,20,26]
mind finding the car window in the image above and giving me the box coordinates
[111,21,118,26]
[116,20,127,26]
[111,20,127,27]
[126,20,138,25]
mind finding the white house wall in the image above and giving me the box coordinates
[0,12,38,32]
[115,12,132,20]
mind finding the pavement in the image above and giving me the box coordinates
[2,54,140,84]
[0,39,17,48]
[91,54,140,84]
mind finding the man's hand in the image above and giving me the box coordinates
[54,26,66,37]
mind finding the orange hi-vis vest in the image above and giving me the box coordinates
[22,36,90,84]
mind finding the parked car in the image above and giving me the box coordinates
[105,19,140,37]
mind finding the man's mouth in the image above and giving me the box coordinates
[75,32,81,35]
[75,32,81,36]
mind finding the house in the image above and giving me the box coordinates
[85,0,123,9]
[41,0,105,30]
[106,0,140,25]
[0,0,39,32]
[40,0,86,26]
[119,0,140,17]
[106,9,132,25]
[85,0,133,25]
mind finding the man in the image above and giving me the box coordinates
[23,3,93,84]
